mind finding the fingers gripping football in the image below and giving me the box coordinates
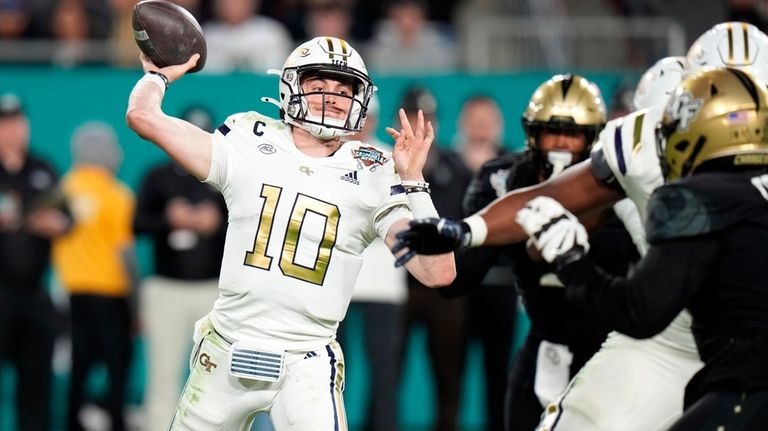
[391,218,469,267]
[515,196,589,264]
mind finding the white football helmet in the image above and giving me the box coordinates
[632,56,687,110]
[267,37,376,141]
[686,21,768,83]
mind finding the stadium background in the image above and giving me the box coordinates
[0,68,633,430]
[4,2,760,429]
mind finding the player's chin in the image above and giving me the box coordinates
[325,111,347,120]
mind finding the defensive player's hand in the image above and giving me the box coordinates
[386,109,434,181]
[515,196,589,264]
[140,53,199,84]
[391,217,470,267]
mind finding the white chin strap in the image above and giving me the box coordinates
[547,151,573,179]
[299,113,351,140]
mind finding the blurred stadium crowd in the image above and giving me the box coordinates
[1,0,767,71]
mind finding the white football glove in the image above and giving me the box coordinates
[515,196,590,263]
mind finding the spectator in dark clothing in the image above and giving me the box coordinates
[398,86,473,431]
[0,92,71,431]
[442,94,517,431]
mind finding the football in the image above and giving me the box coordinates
[132,0,207,73]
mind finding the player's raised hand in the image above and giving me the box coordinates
[386,109,434,180]
[139,53,200,85]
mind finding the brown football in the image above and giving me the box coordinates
[132,0,207,73]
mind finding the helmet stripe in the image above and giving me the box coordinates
[728,68,761,108]
[340,39,348,55]
[727,23,734,65]
[681,136,707,177]
[742,22,750,64]
[560,75,574,99]
[325,37,334,60]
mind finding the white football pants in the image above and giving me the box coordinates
[537,310,704,431]
[169,318,347,431]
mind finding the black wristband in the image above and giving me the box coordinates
[148,70,169,90]
[404,185,431,194]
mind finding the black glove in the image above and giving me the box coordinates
[391,218,471,267]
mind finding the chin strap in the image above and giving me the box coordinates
[262,69,283,110]
[260,97,281,109]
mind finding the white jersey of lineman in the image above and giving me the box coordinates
[594,105,664,222]
[538,105,705,431]
[204,111,409,352]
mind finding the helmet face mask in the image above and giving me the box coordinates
[522,74,607,178]
[657,67,768,182]
[277,37,376,141]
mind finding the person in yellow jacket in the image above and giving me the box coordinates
[52,121,137,431]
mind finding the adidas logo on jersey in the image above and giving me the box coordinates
[340,171,360,185]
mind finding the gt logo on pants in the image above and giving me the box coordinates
[199,353,217,372]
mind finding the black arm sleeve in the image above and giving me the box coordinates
[557,235,719,338]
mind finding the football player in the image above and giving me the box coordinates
[126,36,456,430]
[452,74,640,431]
[392,21,768,430]
[518,66,768,431]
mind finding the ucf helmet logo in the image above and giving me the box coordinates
[666,90,703,132]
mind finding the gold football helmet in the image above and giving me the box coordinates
[657,67,768,181]
[522,74,607,177]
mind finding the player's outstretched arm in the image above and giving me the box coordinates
[126,54,212,180]
[478,160,621,245]
[390,161,623,263]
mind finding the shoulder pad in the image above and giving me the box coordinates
[645,184,711,243]
[219,111,284,132]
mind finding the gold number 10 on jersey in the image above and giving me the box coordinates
[244,184,341,286]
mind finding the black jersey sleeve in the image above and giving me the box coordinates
[556,235,719,339]
[463,155,518,216]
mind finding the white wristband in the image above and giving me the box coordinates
[137,73,167,96]
[463,215,488,247]
[407,191,438,219]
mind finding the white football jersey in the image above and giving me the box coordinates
[538,105,703,431]
[592,104,665,222]
[205,111,409,351]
